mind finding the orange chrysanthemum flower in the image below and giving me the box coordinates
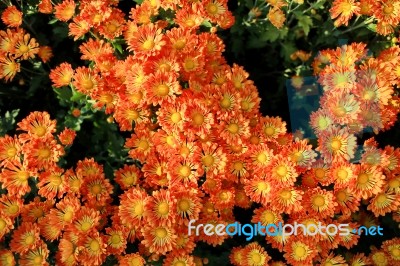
[38,167,68,199]
[49,63,74,88]
[146,189,176,227]
[0,195,23,218]
[350,164,385,199]
[14,32,39,60]
[268,8,286,29]
[141,224,176,255]
[1,160,32,197]
[0,210,14,240]
[38,0,53,14]
[1,6,22,28]
[283,238,318,265]
[19,241,49,266]
[368,191,400,217]
[144,71,182,106]
[76,231,107,266]
[118,188,149,228]
[382,238,400,265]
[0,135,21,167]
[118,253,146,266]
[10,222,40,254]
[330,0,360,27]
[17,111,57,142]
[0,56,20,82]
[271,186,303,214]
[127,23,165,57]
[69,206,100,236]
[162,253,196,266]
[0,250,15,266]
[334,187,360,216]
[54,0,76,22]
[241,242,271,266]
[303,187,337,218]
[317,126,357,163]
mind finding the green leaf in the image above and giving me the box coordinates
[70,90,85,102]
[54,87,73,101]
[298,16,313,36]
[113,43,123,54]
[366,23,377,32]
[48,18,58,24]
[201,20,212,28]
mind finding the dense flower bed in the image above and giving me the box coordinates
[0,0,400,265]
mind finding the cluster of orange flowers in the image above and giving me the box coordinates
[330,0,400,35]
[1,0,400,265]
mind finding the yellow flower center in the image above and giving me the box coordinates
[106,23,117,33]
[251,253,262,264]
[376,194,387,204]
[155,227,167,238]
[280,190,292,200]
[63,210,73,222]
[336,169,348,180]
[100,93,113,103]
[257,181,269,191]
[383,4,394,15]
[315,168,326,179]
[0,218,6,231]
[184,58,196,70]
[123,174,136,186]
[91,183,102,195]
[127,110,140,120]
[276,165,288,177]
[227,123,239,134]
[233,161,243,171]
[133,202,144,216]
[142,39,155,50]
[156,84,169,97]
[330,138,342,151]
[220,97,232,109]
[25,235,35,245]
[318,117,329,130]
[33,255,43,264]
[264,126,275,136]
[170,112,182,124]
[157,202,169,215]
[202,155,214,167]
[363,90,376,101]
[173,39,186,50]
[334,105,348,118]
[257,153,268,163]
[219,192,229,201]
[292,152,304,163]
[336,191,348,202]
[17,171,29,181]
[8,204,19,215]
[206,3,218,15]
[241,100,250,111]
[82,78,94,90]
[174,261,186,266]
[90,239,100,252]
[294,245,306,258]
[357,173,369,184]
[179,165,191,177]
[391,247,400,257]
[50,174,62,186]
[158,63,171,72]
[373,252,386,263]
[178,199,190,212]
[111,234,121,245]
[263,211,275,223]
[19,44,29,54]
[6,146,17,157]
[81,221,92,231]
[192,113,204,125]
[33,126,47,137]
[185,18,195,27]
[138,140,149,150]
[313,195,325,207]
[389,178,400,189]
